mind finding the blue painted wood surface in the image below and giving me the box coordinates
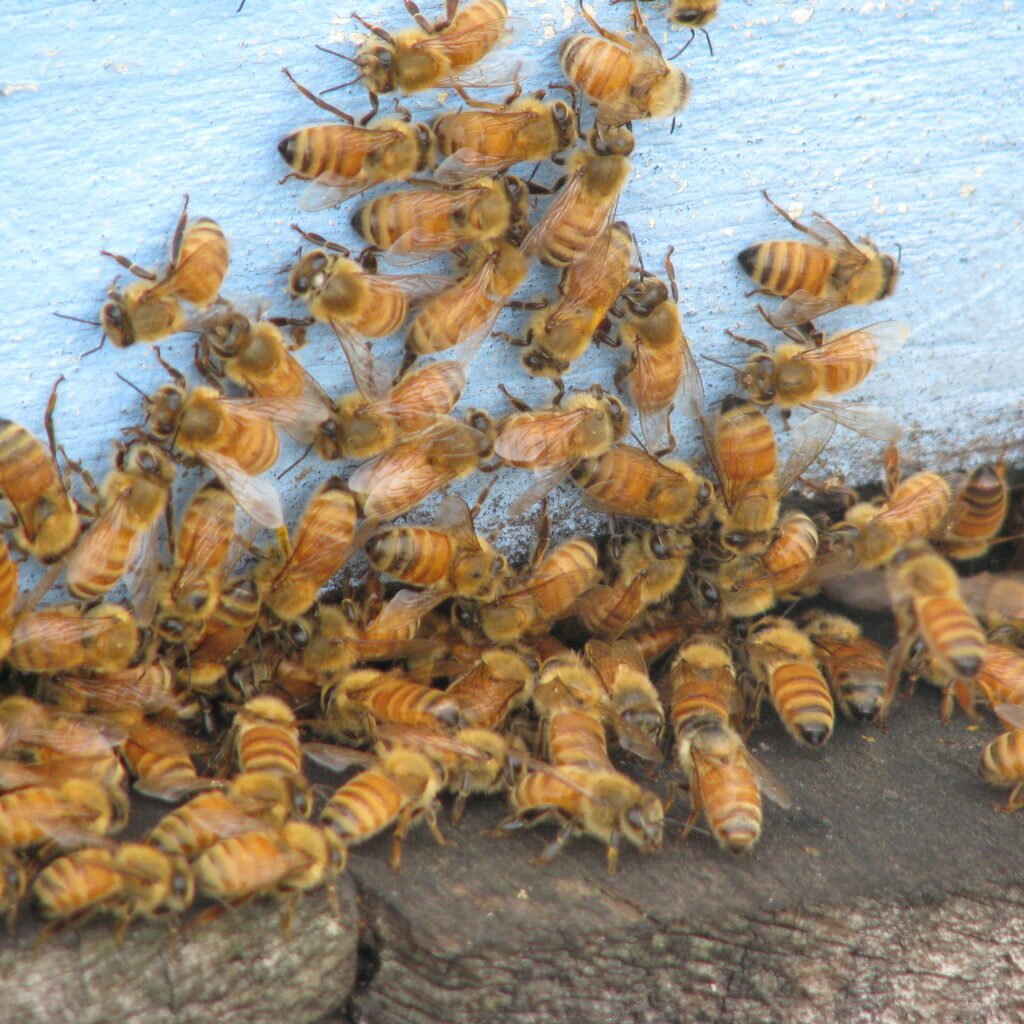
[1,0,1021,556]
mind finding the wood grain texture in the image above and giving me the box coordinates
[1,0,1021,560]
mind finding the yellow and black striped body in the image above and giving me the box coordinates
[546,706,611,771]
[942,462,1008,561]
[560,37,638,107]
[173,388,280,475]
[438,0,509,70]
[766,660,834,748]
[738,240,835,301]
[32,847,121,921]
[0,420,78,563]
[366,527,456,590]
[233,697,303,777]
[169,218,229,306]
[337,671,461,732]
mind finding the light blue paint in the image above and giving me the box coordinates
[0,0,1021,556]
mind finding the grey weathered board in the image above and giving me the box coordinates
[2,686,1024,1024]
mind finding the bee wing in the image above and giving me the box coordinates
[523,171,609,260]
[375,723,489,760]
[56,669,179,715]
[678,335,705,419]
[0,760,49,789]
[123,520,162,626]
[609,714,664,764]
[171,485,236,590]
[808,212,867,263]
[64,485,135,592]
[199,451,283,530]
[331,320,394,401]
[382,273,454,305]
[23,809,119,852]
[432,494,481,549]
[776,413,836,494]
[700,412,738,511]
[801,400,903,443]
[494,407,593,469]
[298,175,375,213]
[796,321,912,370]
[230,395,331,446]
[993,704,1024,731]
[132,776,214,803]
[369,361,467,425]
[384,189,493,259]
[500,559,598,605]
[507,464,576,518]
[153,224,226,300]
[764,290,843,329]
[302,741,377,773]
[436,149,517,185]
[409,259,504,356]
[371,587,449,633]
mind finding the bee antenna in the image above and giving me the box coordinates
[702,353,742,373]
[115,373,149,400]
[277,443,314,481]
[316,45,360,64]
[895,242,903,266]
[320,78,363,95]
[54,312,101,328]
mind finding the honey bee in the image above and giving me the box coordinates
[0,696,128,762]
[571,443,714,530]
[668,635,744,737]
[113,714,212,803]
[574,572,648,639]
[256,479,359,622]
[289,231,450,336]
[616,526,693,609]
[745,616,835,748]
[665,0,718,55]
[0,400,79,563]
[475,536,600,642]
[154,481,236,642]
[231,696,303,778]
[181,576,263,693]
[110,843,195,934]
[332,0,517,115]
[886,541,987,724]
[0,779,121,851]
[367,494,507,604]
[561,2,690,128]
[979,705,1024,812]
[585,638,665,759]
[348,413,494,521]
[0,851,26,931]
[823,470,952,571]
[279,68,437,210]
[100,195,229,348]
[939,459,1009,561]
[51,662,186,725]
[352,176,529,259]
[961,572,1024,643]
[66,443,175,612]
[968,645,1024,716]
[433,88,577,184]
[200,313,331,413]
[194,822,346,931]
[494,387,629,516]
[703,397,834,555]
[444,649,536,730]
[496,764,663,874]
[516,222,634,385]
[523,128,633,268]
[723,319,909,441]
[139,379,325,529]
[327,668,462,741]
[738,190,900,328]
[405,233,530,356]
[9,604,140,675]
[32,847,122,935]
[321,748,448,871]
[614,252,704,452]
[802,611,891,724]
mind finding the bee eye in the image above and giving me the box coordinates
[651,535,670,559]
[699,579,718,603]
[626,808,646,831]
[697,481,712,503]
[293,790,311,816]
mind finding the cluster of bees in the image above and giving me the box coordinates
[1,0,1021,945]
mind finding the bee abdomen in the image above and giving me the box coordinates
[770,663,835,747]
[322,773,402,842]
[739,241,833,299]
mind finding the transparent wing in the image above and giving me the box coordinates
[494,407,594,469]
[765,290,842,328]
[124,520,162,625]
[432,494,480,549]
[331,320,394,400]
[299,175,375,213]
[802,400,904,443]
[436,148,517,185]
[777,413,836,493]
[797,321,911,369]
[746,749,793,809]
[508,463,575,518]
[199,451,283,529]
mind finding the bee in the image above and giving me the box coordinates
[335,0,516,114]
[100,195,229,348]
[256,479,359,622]
[585,638,665,759]
[516,222,634,386]
[475,536,600,642]
[560,2,689,128]
[278,68,437,211]
[961,572,1024,643]
[886,541,986,724]
[194,822,346,932]
[973,644,1024,711]
[108,843,194,935]
[348,413,494,521]
[574,572,648,639]
[139,379,324,529]
[66,443,175,610]
[696,510,820,621]
[444,649,536,730]
[0,779,120,851]
[703,396,834,555]
[745,616,835,748]
[200,313,331,412]
[979,705,1024,813]
[824,470,952,571]
[351,176,529,259]
[321,748,448,871]
[802,611,891,724]
[738,190,900,328]
[497,764,663,874]
[571,444,714,530]
[289,232,449,337]
[616,526,693,608]
[668,635,744,737]
[614,251,704,452]
[0,400,79,563]
[148,771,313,859]
[494,387,629,516]
[939,460,1009,561]
[433,88,578,184]
[302,589,444,676]
[9,604,140,675]
[230,696,303,778]
[327,668,462,741]
[52,661,190,722]
[524,128,633,268]
[366,494,507,604]
[32,847,122,935]
[154,481,236,642]
[405,233,530,356]
[0,851,26,931]
[0,696,128,762]
[182,576,263,694]
[723,319,909,441]
[665,0,718,55]
[112,714,212,803]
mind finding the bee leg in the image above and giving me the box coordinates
[883,443,901,495]
[152,345,188,388]
[424,801,455,848]
[725,328,767,352]
[484,813,528,838]
[398,347,418,378]
[531,499,551,567]
[529,817,576,865]
[498,383,532,412]
[390,807,415,872]
[100,250,158,281]
[605,831,621,875]
[743,286,774,299]
[392,98,413,121]
[279,893,300,938]
[351,13,394,43]
[282,67,355,123]
[760,190,831,244]
[577,0,630,45]
[401,0,434,31]
[551,376,565,405]
[43,374,66,466]
[439,0,461,30]
[995,784,1024,814]
[451,788,469,825]
[495,331,527,347]
[360,91,380,126]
